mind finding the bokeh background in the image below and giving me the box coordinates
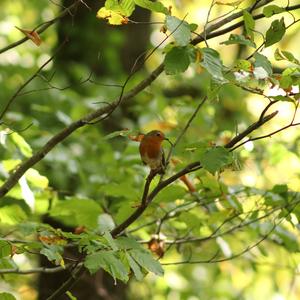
[1,0,300,299]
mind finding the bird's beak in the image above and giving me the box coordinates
[164,137,173,146]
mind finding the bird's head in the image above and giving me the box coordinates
[143,130,173,146]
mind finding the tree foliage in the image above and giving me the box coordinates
[0,0,300,299]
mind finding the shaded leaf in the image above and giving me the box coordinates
[263,5,285,18]
[201,48,227,82]
[0,241,11,258]
[130,249,164,276]
[254,53,272,76]
[126,252,144,280]
[221,34,256,48]
[243,10,255,40]
[164,46,194,75]
[84,251,129,282]
[265,18,286,48]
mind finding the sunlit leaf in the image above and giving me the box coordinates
[274,49,300,65]
[0,205,27,225]
[134,0,169,14]
[11,132,32,158]
[199,146,233,175]
[0,293,17,300]
[165,16,191,46]
[25,168,49,189]
[50,198,102,228]
[155,185,186,202]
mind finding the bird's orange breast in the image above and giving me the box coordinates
[139,137,162,159]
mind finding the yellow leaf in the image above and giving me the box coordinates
[96,7,127,25]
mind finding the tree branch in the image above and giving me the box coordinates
[0,0,82,55]
[0,263,75,275]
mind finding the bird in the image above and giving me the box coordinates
[139,130,168,175]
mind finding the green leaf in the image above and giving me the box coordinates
[265,18,286,48]
[263,5,285,18]
[0,205,27,225]
[97,0,136,25]
[189,23,198,31]
[0,293,17,300]
[25,168,49,189]
[221,34,256,48]
[274,49,300,65]
[243,10,255,40]
[236,59,252,72]
[10,132,32,158]
[50,198,102,228]
[199,146,233,175]
[0,241,11,258]
[201,48,227,82]
[164,46,193,75]
[274,226,299,252]
[98,213,115,234]
[40,245,64,265]
[126,252,144,280]
[165,16,191,46]
[270,95,294,102]
[116,236,142,250]
[100,182,139,199]
[272,184,288,195]
[103,231,118,251]
[66,291,77,300]
[104,129,133,140]
[155,185,186,202]
[105,0,135,15]
[134,0,169,14]
[254,53,272,75]
[279,75,293,89]
[84,251,129,282]
[130,249,164,276]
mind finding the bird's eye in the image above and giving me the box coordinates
[156,132,161,137]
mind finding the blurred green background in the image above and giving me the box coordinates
[1,0,300,299]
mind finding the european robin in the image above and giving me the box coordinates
[139,130,169,174]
